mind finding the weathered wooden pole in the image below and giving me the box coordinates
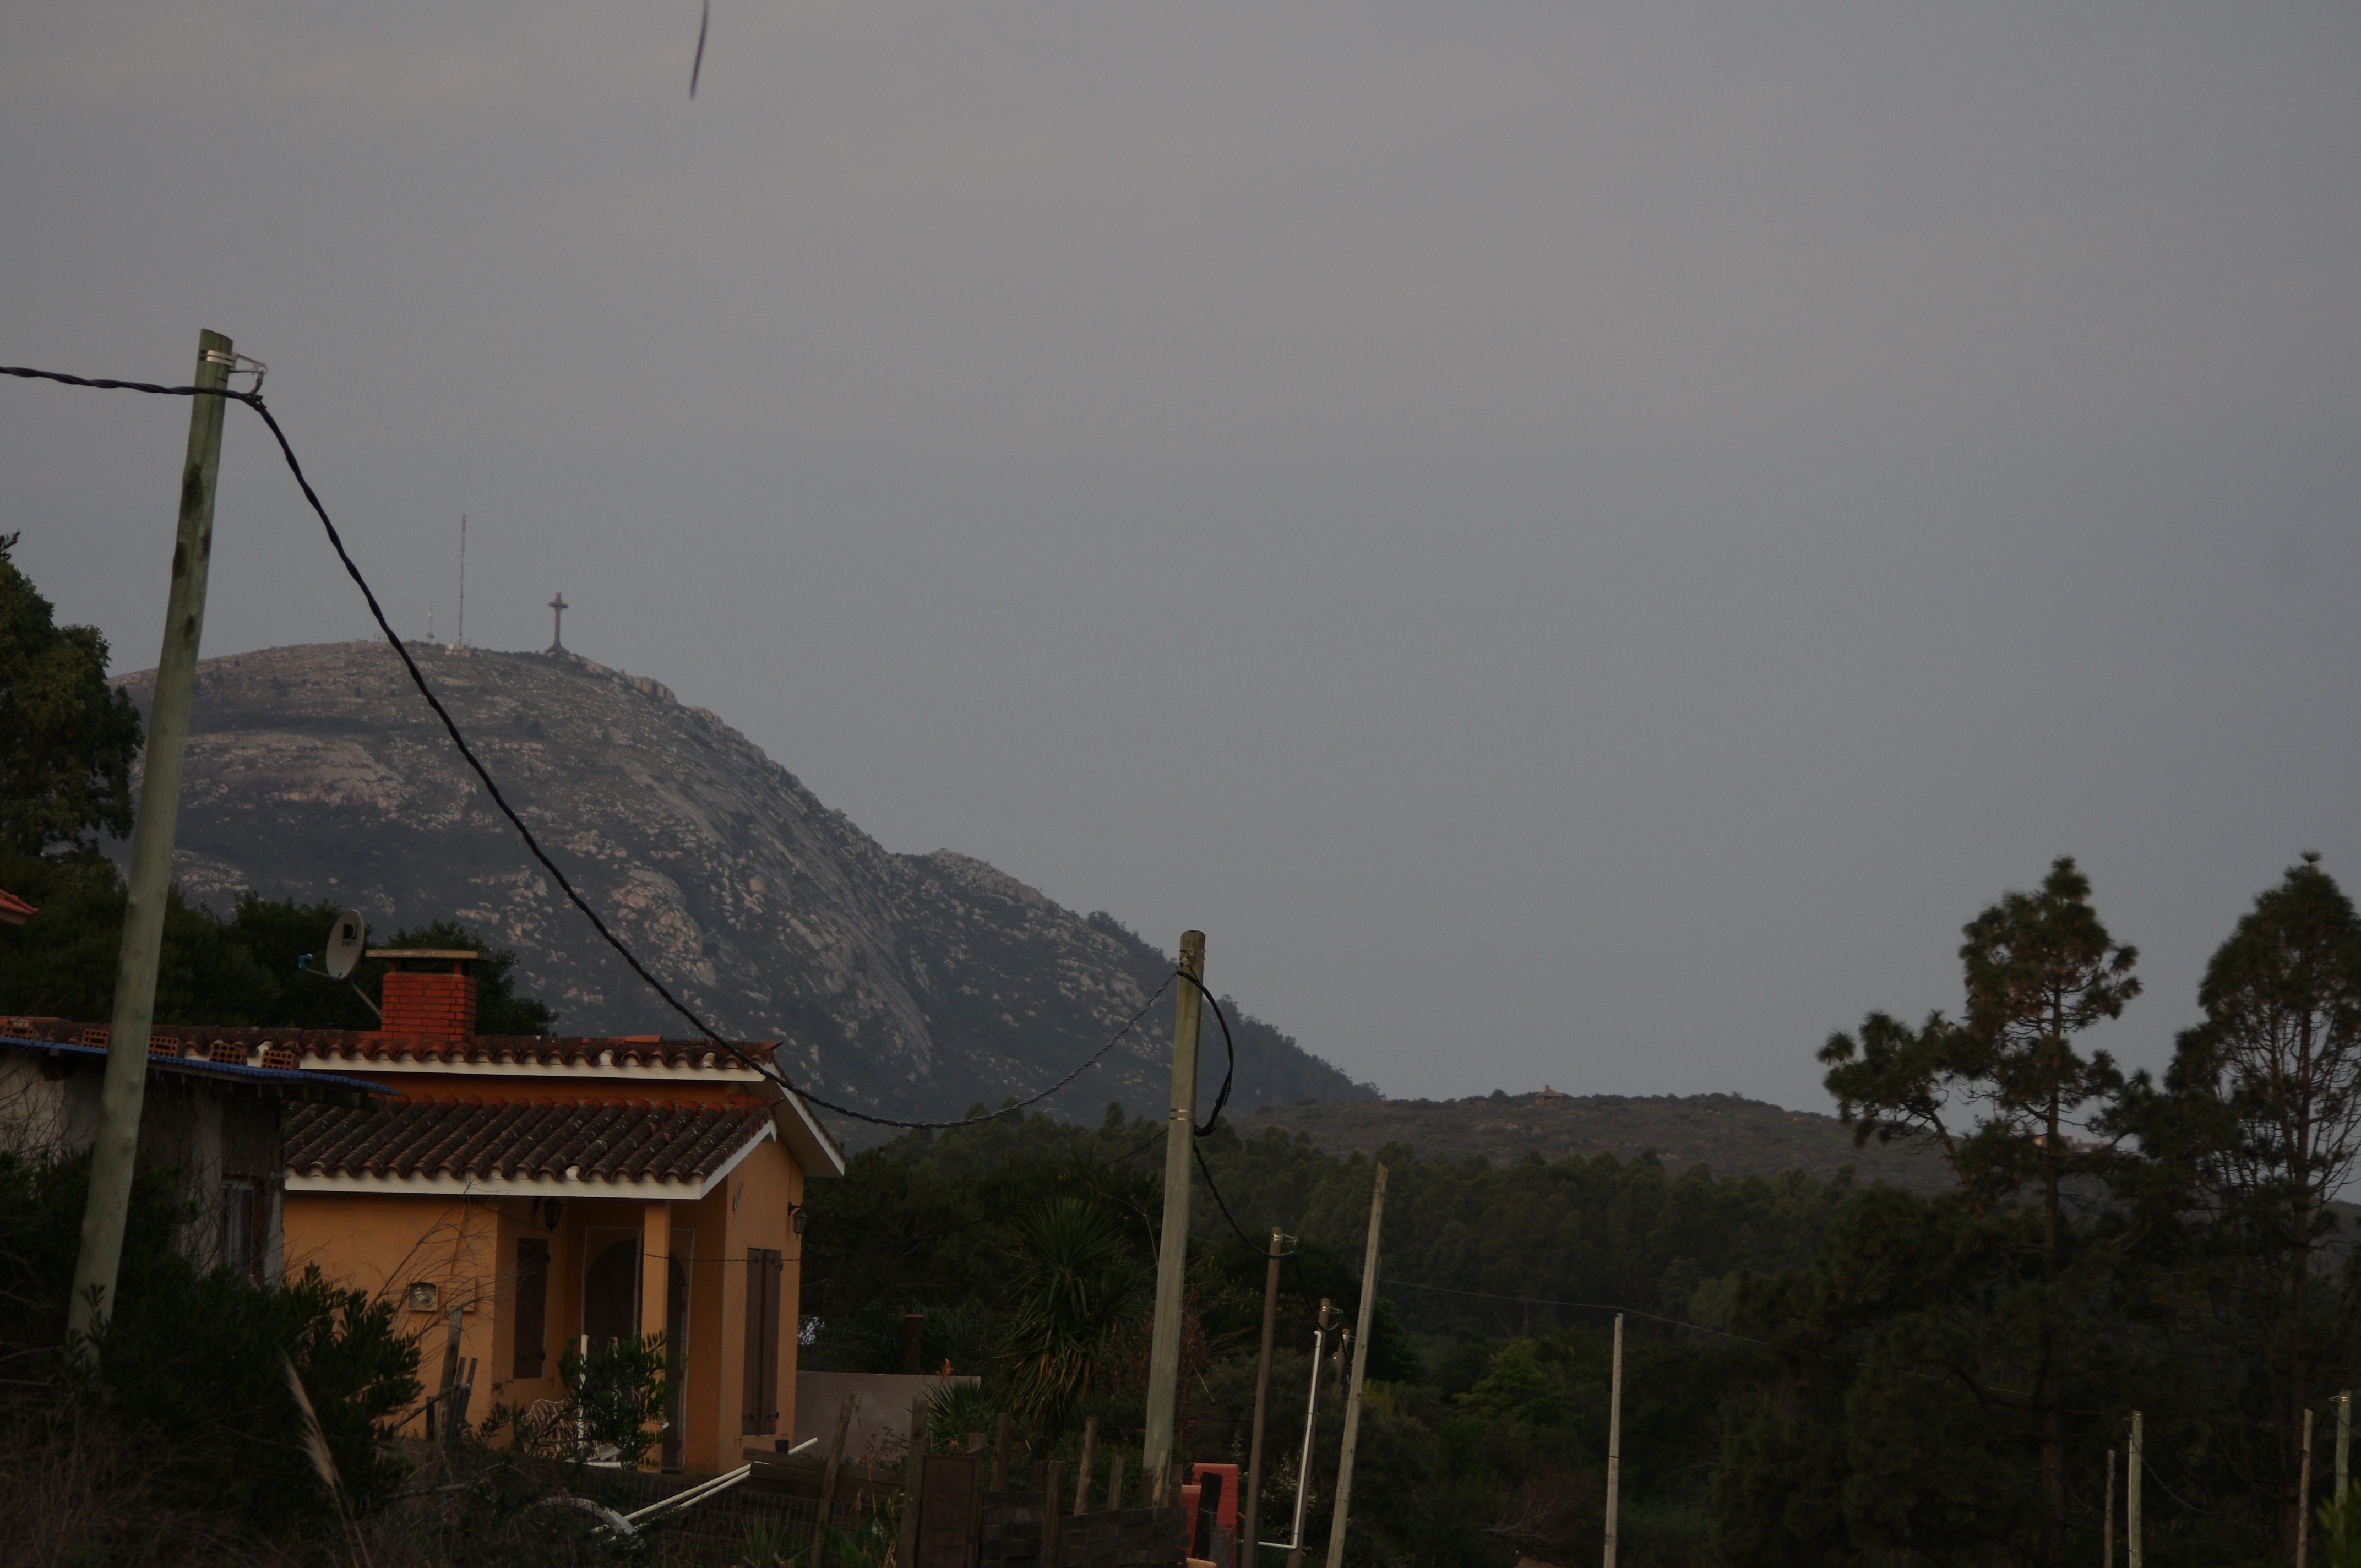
[1604,1314,1624,1568]
[68,329,234,1349]
[1324,1164,1387,1568]
[2127,1412,2142,1568]
[812,1391,857,1566]
[1243,1227,1287,1560]
[2340,1392,2352,1507]
[2103,1449,2114,1568]
[2300,1406,2316,1568]
[1075,1415,1098,1514]
[1143,930,1206,1499]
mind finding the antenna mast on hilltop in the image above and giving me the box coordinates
[456,515,467,649]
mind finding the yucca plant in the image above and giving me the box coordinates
[995,1195,1146,1438]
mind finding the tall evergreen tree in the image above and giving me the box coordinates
[1821,857,2138,1568]
[2155,853,2361,1551]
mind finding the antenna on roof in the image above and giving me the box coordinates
[324,910,367,978]
[296,910,385,1023]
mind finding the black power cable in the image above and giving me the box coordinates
[1181,972,1236,1138]
[1,361,1181,1133]
[1192,1140,1259,1249]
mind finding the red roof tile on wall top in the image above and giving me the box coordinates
[0,1021,776,1071]
[285,1097,772,1185]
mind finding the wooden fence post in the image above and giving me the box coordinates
[1075,1415,1098,1515]
[1041,1459,1065,1568]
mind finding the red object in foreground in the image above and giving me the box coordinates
[1188,1463,1242,1567]
[0,889,36,928]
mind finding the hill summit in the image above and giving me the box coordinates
[118,640,1370,1134]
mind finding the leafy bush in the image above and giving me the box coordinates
[561,1332,674,1467]
[0,1148,421,1540]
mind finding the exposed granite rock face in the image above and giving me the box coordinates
[117,641,1370,1139]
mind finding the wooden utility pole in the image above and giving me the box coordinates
[1324,1164,1388,1568]
[2103,1450,2114,1568]
[1244,1227,1288,1560]
[68,329,235,1348]
[1604,1314,1624,1568]
[2126,1412,2142,1568]
[1143,930,1206,1499]
[2300,1407,2316,1568]
[2340,1392,2351,1506]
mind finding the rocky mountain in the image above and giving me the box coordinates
[118,640,1372,1140]
[1238,1090,1954,1191]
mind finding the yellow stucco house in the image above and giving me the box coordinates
[261,950,846,1473]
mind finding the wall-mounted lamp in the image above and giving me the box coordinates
[536,1196,564,1231]
[790,1202,810,1235]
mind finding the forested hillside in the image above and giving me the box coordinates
[799,854,2361,1568]
[1239,1089,1951,1192]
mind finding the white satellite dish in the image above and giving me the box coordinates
[323,910,368,979]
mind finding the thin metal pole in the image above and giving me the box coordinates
[2300,1407,2315,1568]
[67,329,233,1349]
[2127,1412,2142,1568]
[1280,1305,1331,1567]
[2103,1449,2114,1568]
[1143,930,1205,1500]
[1324,1164,1387,1568]
[1604,1314,1623,1568]
[1244,1228,1287,1564]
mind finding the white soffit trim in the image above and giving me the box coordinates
[288,1121,776,1200]
[768,1086,848,1179]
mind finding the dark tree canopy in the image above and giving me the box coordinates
[0,860,554,1035]
[0,532,144,858]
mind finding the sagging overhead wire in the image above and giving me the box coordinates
[1180,970,1234,1137]
[0,360,1187,1133]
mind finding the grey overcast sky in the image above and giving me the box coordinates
[4,1,2357,1111]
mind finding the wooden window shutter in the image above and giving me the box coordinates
[513,1239,550,1378]
[764,1250,785,1425]
[743,1247,780,1435]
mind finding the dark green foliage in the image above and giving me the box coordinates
[0,532,143,859]
[802,1104,1844,1566]
[0,1149,421,1534]
[561,1332,674,1466]
[0,854,554,1033]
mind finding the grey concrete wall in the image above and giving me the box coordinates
[791,1371,981,1465]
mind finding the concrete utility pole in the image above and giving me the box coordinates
[2127,1412,2142,1568]
[1244,1226,1288,1560]
[1141,929,1205,1501]
[1604,1314,1624,1568]
[1324,1162,1388,1568]
[67,330,235,1349]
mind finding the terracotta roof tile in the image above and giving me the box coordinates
[0,1021,778,1072]
[285,1097,771,1185]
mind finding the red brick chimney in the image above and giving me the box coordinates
[374,950,479,1039]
